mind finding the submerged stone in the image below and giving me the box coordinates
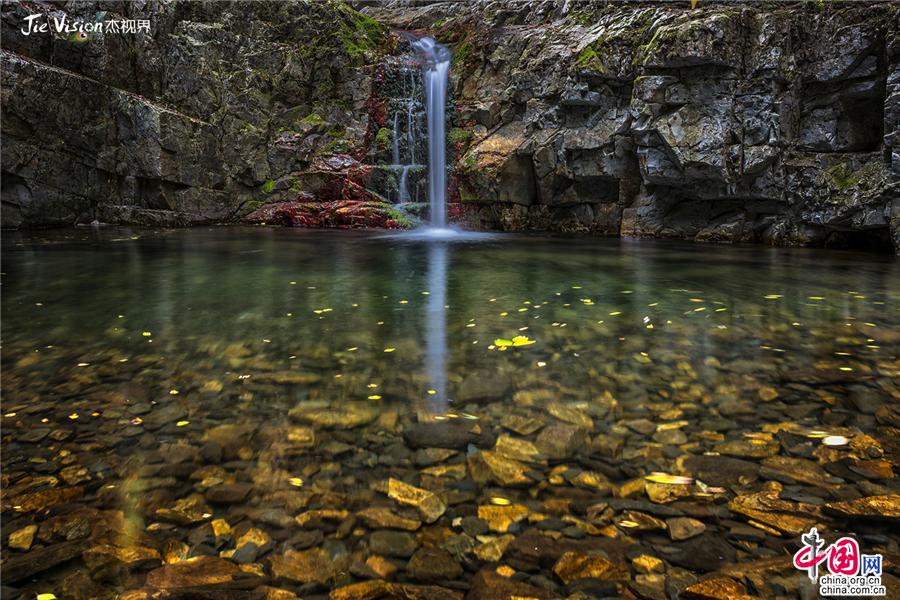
[289,401,379,428]
[270,547,335,584]
[369,530,418,558]
[357,507,422,531]
[386,478,446,523]
[666,517,706,541]
[552,551,629,584]
[145,556,242,588]
[824,494,900,520]
[478,504,529,533]
[407,547,463,582]
[7,524,37,551]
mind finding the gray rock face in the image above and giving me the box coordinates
[2,1,897,251]
[368,1,899,250]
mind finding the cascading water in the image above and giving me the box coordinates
[391,112,400,166]
[398,165,410,203]
[409,35,451,230]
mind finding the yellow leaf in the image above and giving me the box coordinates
[691,0,699,8]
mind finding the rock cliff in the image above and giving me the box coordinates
[2,1,898,251]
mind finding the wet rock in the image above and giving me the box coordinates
[330,580,463,600]
[145,555,243,588]
[415,448,458,467]
[205,482,252,504]
[547,401,594,429]
[645,481,690,504]
[495,434,545,464]
[19,428,50,442]
[386,478,446,523]
[631,573,667,600]
[662,533,736,573]
[760,456,838,491]
[407,547,463,582]
[289,401,379,428]
[405,420,493,449]
[468,451,531,486]
[7,524,37,551]
[455,371,511,403]
[2,540,83,582]
[270,547,335,584]
[632,554,665,574]
[680,455,760,487]
[369,530,418,558]
[728,482,823,535]
[681,576,748,599]
[83,544,162,578]
[472,535,512,563]
[10,485,83,512]
[357,507,422,531]
[296,509,351,528]
[352,554,398,580]
[501,414,544,435]
[552,551,629,584]
[155,494,212,525]
[478,504,530,533]
[653,429,687,445]
[617,510,666,532]
[466,569,559,600]
[666,517,706,541]
[536,424,587,460]
[460,516,490,537]
[713,438,779,459]
[824,494,900,520]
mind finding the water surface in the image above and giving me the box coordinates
[2,228,898,598]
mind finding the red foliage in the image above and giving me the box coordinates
[245,200,403,230]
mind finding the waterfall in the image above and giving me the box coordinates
[398,165,410,203]
[409,36,451,229]
[406,69,416,165]
[391,112,400,166]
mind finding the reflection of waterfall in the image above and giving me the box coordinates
[409,36,451,229]
[425,242,448,411]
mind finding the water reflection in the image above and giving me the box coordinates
[1,228,898,599]
[424,242,449,414]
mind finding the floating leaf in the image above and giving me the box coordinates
[823,435,849,446]
[645,473,694,485]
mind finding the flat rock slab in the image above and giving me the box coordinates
[2,540,83,582]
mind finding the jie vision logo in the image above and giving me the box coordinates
[792,527,885,596]
[20,13,150,39]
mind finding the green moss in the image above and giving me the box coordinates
[323,138,351,154]
[301,113,327,126]
[576,44,605,72]
[290,176,303,193]
[448,127,474,144]
[327,125,345,138]
[262,179,276,194]
[385,207,416,228]
[568,9,593,26]
[452,40,470,68]
[375,127,392,149]
[335,1,389,64]
[824,162,865,190]
[243,198,265,213]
